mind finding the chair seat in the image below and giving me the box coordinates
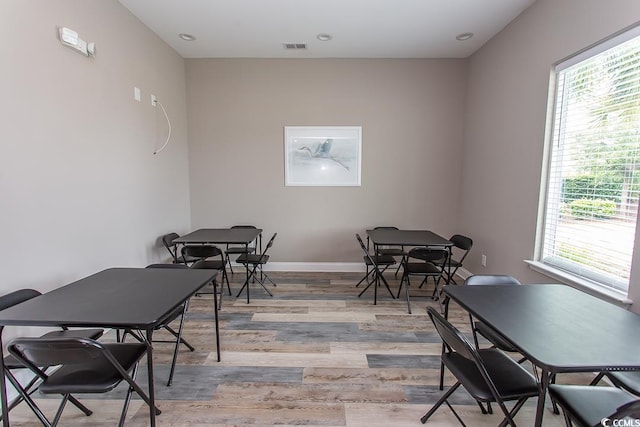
[474,321,518,352]
[549,384,639,427]
[237,253,270,265]
[608,371,640,396]
[226,246,255,255]
[444,348,538,402]
[377,248,405,257]
[191,260,225,270]
[176,254,201,264]
[364,254,396,266]
[39,343,147,394]
[404,261,441,275]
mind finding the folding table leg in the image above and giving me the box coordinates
[0,327,8,427]
[534,370,551,427]
[144,329,161,427]
[213,279,221,362]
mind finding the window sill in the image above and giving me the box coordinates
[524,260,633,307]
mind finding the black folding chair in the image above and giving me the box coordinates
[182,244,230,300]
[141,264,195,386]
[398,247,448,314]
[225,225,259,275]
[549,384,640,427]
[370,226,406,278]
[0,289,103,424]
[447,274,528,415]
[236,233,277,303]
[435,234,473,285]
[422,307,539,426]
[355,233,396,305]
[161,232,199,264]
[8,337,155,427]
[463,275,523,353]
[591,370,640,396]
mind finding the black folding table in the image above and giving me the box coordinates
[366,229,452,248]
[366,229,453,302]
[0,267,217,427]
[365,229,453,271]
[444,283,640,427]
[174,228,263,290]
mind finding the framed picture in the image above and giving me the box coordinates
[284,126,362,186]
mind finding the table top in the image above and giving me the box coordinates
[366,229,452,247]
[0,268,216,329]
[174,228,262,245]
[444,284,640,372]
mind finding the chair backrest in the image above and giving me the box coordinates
[161,232,180,262]
[181,245,223,260]
[355,233,368,252]
[407,247,448,263]
[8,337,111,372]
[449,234,473,265]
[0,290,43,346]
[370,226,399,249]
[356,233,391,269]
[427,306,508,407]
[356,233,375,261]
[427,306,478,361]
[0,289,41,312]
[450,234,473,251]
[257,233,277,262]
[464,274,521,287]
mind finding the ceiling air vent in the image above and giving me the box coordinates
[283,43,307,50]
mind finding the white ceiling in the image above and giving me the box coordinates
[119,0,536,59]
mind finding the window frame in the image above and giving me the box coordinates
[534,23,640,302]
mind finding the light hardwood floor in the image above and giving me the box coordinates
[8,271,592,426]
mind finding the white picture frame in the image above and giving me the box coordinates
[284,126,362,187]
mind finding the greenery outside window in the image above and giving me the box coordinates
[538,26,640,295]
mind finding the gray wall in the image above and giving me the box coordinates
[4,0,640,310]
[459,0,640,306]
[0,0,191,302]
[186,58,467,262]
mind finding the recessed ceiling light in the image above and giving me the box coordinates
[456,32,474,41]
[178,33,196,41]
[317,33,333,42]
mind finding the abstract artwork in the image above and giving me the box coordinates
[284,126,362,186]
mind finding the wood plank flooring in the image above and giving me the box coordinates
[8,271,593,426]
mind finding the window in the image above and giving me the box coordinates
[538,26,640,295]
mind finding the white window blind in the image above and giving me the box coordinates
[540,28,640,293]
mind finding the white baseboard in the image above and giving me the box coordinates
[230,262,472,277]
[456,267,473,280]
